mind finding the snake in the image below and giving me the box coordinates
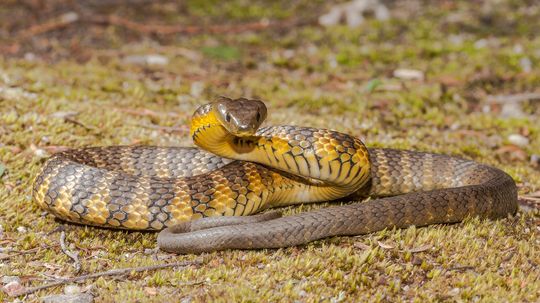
[33,97,518,254]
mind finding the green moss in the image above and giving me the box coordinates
[201,46,241,60]
[1,0,540,302]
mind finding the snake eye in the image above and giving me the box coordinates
[256,112,261,122]
[225,113,231,123]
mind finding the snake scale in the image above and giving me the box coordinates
[33,97,518,253]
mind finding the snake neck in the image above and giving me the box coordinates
[191,112,259,160]
[191,114,371,202]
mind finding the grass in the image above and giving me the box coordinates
[1,0,539,302]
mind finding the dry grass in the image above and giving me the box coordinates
[1,1,539,302]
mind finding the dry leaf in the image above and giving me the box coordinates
[50,111,79,119]
[496,145,528,161]
[377,241,395,249]
[144,287,158,295]
[407,244,432,253]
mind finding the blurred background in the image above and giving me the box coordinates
[1,0,538,167]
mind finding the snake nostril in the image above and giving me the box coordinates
[238,124,250,132]
[226,113,231,123]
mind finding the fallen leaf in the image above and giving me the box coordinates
[377,241,395,249]
[123,54,169,66]
[526,191,540,198]
[507,134,529,147]
[518,195,540,212]
[495,145,528,161]
[411,256,423,265]
[393,68,424,81]
[50,111,79,119]
[407,244,432,253]
[144,287,158,295]
[2,280,26,297]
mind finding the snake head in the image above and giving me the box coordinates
[212,97,267,136]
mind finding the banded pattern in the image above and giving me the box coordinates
[33,125,371,230]
[158,148,517,253]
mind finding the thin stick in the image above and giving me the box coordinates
[60,231,81,274]
[18,12,79,40]
[89,14,311,35]
[486,92,540,104]
[0,245,57,261]
[10,260,201,297]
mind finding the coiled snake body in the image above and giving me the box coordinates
[33,97,518,253]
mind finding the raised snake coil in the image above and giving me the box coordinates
[33,98,518,253]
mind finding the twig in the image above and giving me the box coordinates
[447,265,475,272]
[60,231,81,274]
[0,245,57,261]
[64,117,94,131]
[10,260,202,297]
[88,14,312,35]
[18,12,80,41]
[518,196,540,212]
[486,92,540,104]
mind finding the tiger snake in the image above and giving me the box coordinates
[33,97,518,253]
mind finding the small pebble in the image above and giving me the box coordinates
[16,226,27,233]
[41,294,94,303]
[123,54,169,66]
[474,39,488,49]
[60,12,79,23]
[412,256,423,266]
[513,44,524,54]
[24,52,36,61]
[33,148,48,158]
[64,284,81,295]
[1,276,20,284]
[144,248,159,254]
[393,68,424,81]
[507,134,529,147]
[501,103,525,118]
[448,287,460,296]
[531,154,540,167]
[520,57,532,73]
